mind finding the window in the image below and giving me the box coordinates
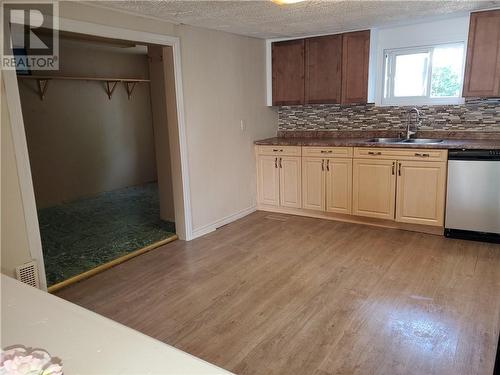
[382,43,465,105]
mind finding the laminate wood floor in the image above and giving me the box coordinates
[57,211,500,375]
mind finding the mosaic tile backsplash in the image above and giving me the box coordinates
[278,99,500,132]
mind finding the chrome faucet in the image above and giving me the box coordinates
[405,107,420,140]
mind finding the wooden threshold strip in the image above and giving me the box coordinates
[47,235,178,293]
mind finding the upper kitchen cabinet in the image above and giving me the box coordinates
[271,30,370,106]
[463,10,500,98]
[305,35,342,104]
[272,39,305,106]
[341,30,370,104]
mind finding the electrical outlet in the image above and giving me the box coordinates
[240,120,246,131]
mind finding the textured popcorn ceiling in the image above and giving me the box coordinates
[87,0,500,39]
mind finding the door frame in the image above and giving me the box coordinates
[3,16,193,291]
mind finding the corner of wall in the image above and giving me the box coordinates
[1,79,33,278]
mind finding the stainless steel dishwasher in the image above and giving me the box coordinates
[445,149,500,243]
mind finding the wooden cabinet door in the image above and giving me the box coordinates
[305,35,342,104]
[279,156,302,209]
[272,40,305,106]
[463,10,500,97]
[396,161,447,227]
[302,157,325,211]
[325,158,352,214]
[341,30,370,104]
[353,159,396,220]
[257,155,280,207]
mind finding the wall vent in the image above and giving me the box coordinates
[15,261,40,289]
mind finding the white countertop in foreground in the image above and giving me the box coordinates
[1,275,232,375]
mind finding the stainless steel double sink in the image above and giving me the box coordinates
[364,138,444,144]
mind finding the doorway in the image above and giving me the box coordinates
[4,19,192,291]
[17,33,178,288]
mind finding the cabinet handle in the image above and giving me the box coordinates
[320,150,333,154]
[414,153,430,157]
[392,161,395,175]
[321,159,324,171]
[368,151,382,156]
[279,157,282,168]
[272,149,283,152]
[398,162,402,176]
[326,159,330,171]
[274,157,278,169]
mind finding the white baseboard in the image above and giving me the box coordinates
[190,205,257,240]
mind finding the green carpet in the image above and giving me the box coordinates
[38,183,175,286]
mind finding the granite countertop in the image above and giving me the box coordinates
[255,137,500,150]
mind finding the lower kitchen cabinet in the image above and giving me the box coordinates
[352,159,396,220]
[396,160,447,226]
[256,145,448,232]
[257,155,280,207]
[326,158,352,214]
[256,151,302,209]
[302,157,325,211]
[302,156,352,213]
[279,156,302,208]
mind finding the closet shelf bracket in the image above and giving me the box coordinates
[37,79,50,101]
[124,81,137,100]
[18,75,150,101]
[104,80,119,100]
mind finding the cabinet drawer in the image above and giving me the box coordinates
[256,145,302,156]
[303,146,353,158]
[354,147,447,162]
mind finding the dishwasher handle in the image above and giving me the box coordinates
[448,149,500,161]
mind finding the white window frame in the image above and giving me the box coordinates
[382,42,466,106]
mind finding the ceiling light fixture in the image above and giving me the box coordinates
[271,0,306,5]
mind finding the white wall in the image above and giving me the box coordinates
[176,25,278,236]
[1,79,33,278]
[373,16,470,105]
